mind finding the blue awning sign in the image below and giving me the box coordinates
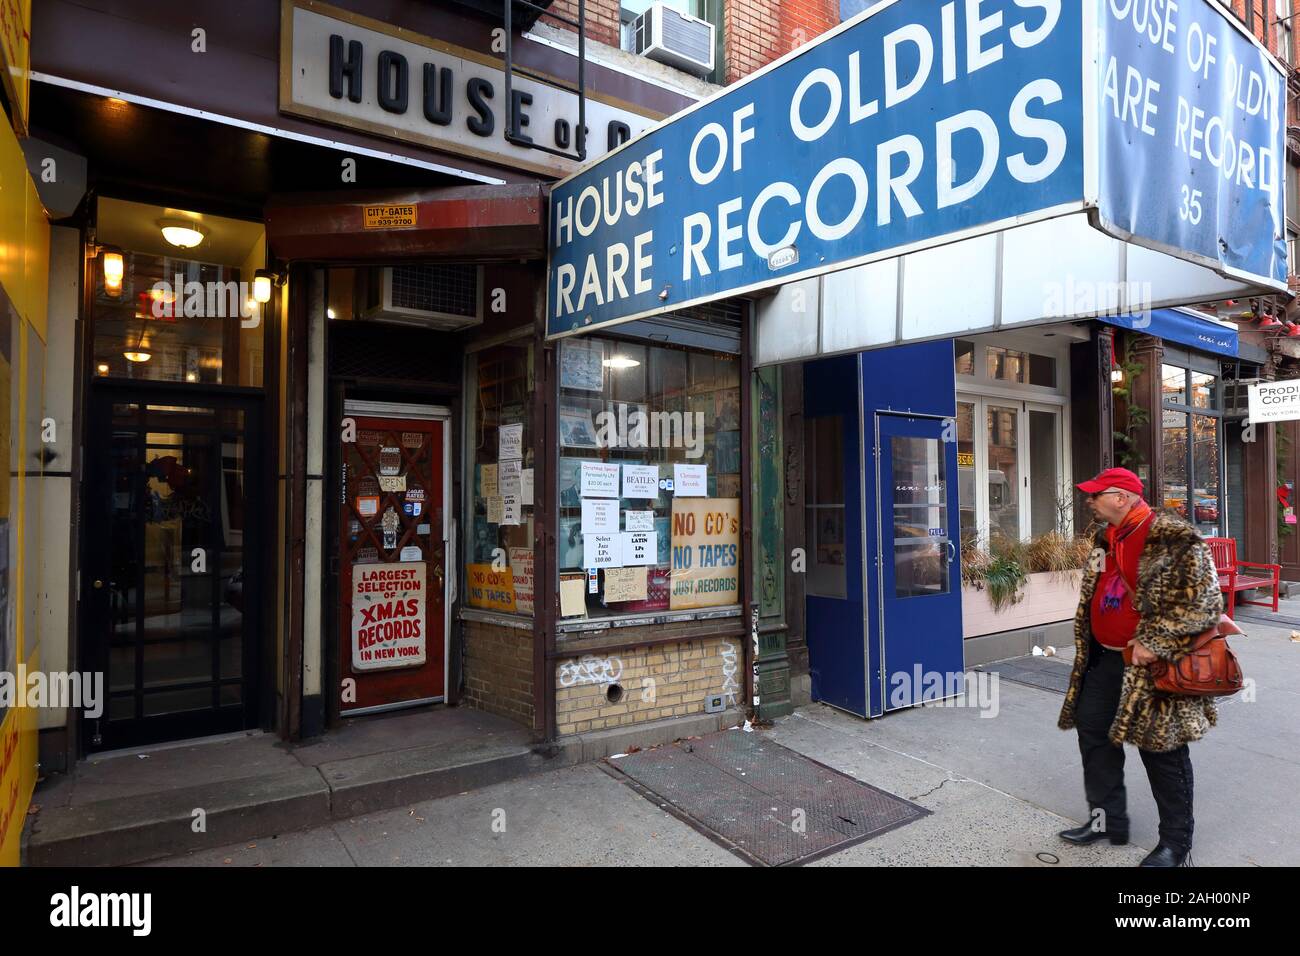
[1100,308,1238,357]
[546,0,1286,340]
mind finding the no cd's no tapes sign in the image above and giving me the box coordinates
[1248,381,1300,424]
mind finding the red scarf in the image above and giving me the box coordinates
[1090,501,1153,648]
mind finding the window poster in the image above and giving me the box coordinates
[669,497,740,610]
[581,498,620,533]
[621,464,659,498]
[352,562,427,671]
[498,422,523,461]
[499,459,522,496]
[509,548,534,615]
[560,339,605,392]
[583,533,620,568]
[559,408,601,448]
[673,464,708,497]
[603,567,648,603]
[580,461,620,498]
[467,563,516,613]
[625,510,655,532]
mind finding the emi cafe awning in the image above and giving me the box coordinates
[542,0,1285,364]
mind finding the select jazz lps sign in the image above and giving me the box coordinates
[547,0,1287,337]
[280,0,661,176]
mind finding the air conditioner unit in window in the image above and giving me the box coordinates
[361,264,484,331]
[633,3,715,77]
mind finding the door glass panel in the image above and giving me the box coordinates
[890,436,948,598]
[1162,412,1189,517]
[1192,414,1221,535]
[103,401,248,735]
[1162,364,1186,404]
[805,416,846,599]
[986,405,1020,541]
[956,402,977,546]
[1190,372,1217,409]
[1028,409,1059,536]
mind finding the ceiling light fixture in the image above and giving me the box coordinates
[602,355,641,370]
[159,219,207,249]
[123,350,152,363]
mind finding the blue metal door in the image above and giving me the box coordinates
[875,413,964,712]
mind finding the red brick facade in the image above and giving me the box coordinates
[546,0,622,50]
[723,0,838,83]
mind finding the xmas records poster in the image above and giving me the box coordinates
[352,562,427,671]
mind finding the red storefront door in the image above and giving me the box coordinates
[339,401,449,713]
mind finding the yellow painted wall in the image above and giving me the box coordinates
[0,98,50,867]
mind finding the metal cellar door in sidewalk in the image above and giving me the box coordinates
[875,413,964,712]
[338,400,450,715]
[82,390,263,751]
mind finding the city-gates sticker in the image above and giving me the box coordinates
[352,562,426,671]
[364,204,418,229]
[467,563,517,613]
[670,498,740,610]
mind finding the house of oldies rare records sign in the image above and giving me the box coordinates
[546,0,1287,338]
[279,0,661,177]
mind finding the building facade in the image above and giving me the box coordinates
[3,0,1299,867]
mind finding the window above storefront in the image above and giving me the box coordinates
[91,198,267,388]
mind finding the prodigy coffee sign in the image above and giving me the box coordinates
[280,0,661,177]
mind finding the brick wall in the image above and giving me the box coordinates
[723,0,838,84]
[545,0,622,50]
[462,619,534,728]
[555,636,742,736]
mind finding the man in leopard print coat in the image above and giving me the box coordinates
[1056,468,1223,867]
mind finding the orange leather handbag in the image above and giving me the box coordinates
[1123,615,1246,697]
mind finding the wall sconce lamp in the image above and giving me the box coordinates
[253,269,276,304]
[101,246,124,297]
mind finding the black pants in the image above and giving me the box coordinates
[1075,635,1195,852]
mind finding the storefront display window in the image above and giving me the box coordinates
[556,337,741,622]
[955,334,1068,545]
[464,342,534,617]
[1160,360,1223,536]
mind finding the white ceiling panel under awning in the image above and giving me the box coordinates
[754,210,1259,367]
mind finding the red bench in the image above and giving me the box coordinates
[1205,537,1280,619]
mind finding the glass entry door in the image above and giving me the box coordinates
[876,413,964,711]
[83,388,262,750]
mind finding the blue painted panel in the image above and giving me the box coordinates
[859,340,958,715]
[876,414,966,711]
[803,354,866,717]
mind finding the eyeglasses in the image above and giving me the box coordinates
[1087,491,1127,500]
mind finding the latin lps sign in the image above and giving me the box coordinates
[280,0,662,176]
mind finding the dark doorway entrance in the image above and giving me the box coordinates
[82,384,263,750]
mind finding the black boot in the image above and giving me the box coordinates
[1139,842,1191,867]
[1059,823,1129,846]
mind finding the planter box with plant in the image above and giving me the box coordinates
[961,530,1095,638]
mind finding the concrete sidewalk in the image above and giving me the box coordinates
[39,615,1299,867]
[25,703,739,866]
